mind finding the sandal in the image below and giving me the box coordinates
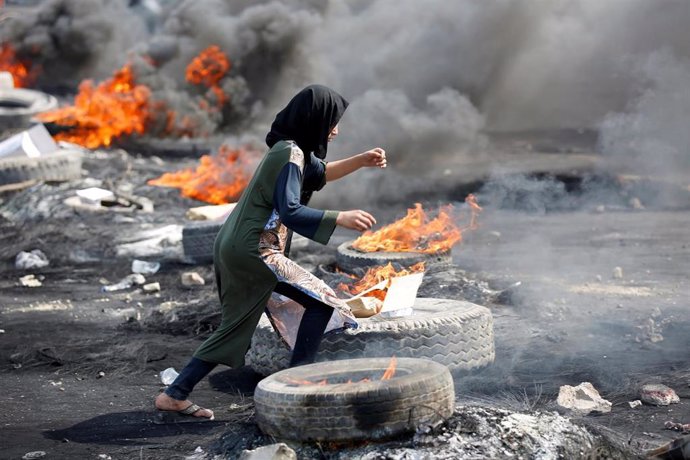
[154,403,215,424]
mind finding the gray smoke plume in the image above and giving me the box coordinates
[4,0,690,181]
[1,0,148,87]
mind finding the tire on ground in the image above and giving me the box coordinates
[246,297,494,376]
[336,240,451,273]
[0,88,58,130]
[254,357,455,442]
[182,221,222,265]
[0,149,83,186]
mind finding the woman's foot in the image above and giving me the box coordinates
[155,392,214,419]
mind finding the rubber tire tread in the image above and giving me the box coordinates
[182,221,222,265]
[246,297,494,376]
[336,240,451,273]
[254,357,455,441]
[0,150,82,186]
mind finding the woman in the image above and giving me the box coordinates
[155,84,386,420]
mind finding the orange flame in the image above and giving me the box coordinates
[352,194,482,253]
[37,64,150,148]
[381,356,397,380]
[185,45,230,108]
[338,262,425,300]
[148,145,253,204]
[285,357,397,386]
[0,44,37,87]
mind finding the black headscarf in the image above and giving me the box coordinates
[266,84,348,159]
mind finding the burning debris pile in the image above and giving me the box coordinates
[352,195,481,254]
[0,44,36,88]
[148,144,257,204]
[35,44,243,148]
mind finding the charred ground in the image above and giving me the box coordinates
[0,141,689,459]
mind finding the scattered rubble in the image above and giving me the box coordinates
[665,421,690,434]
[101,273,146,292]
[15,249,49,270]
[641,383,680,406]
[19,274,42,287]
[143,282,160,293]
[557,382,612,415]
[238,443,297,460]
[181,272,205,287]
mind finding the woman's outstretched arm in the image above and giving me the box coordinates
[325,147,386,182]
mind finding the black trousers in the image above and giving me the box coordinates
[165,281,333,400]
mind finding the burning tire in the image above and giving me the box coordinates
[182,221,222,265]
[246,297,494,376]
[0,88,58,129]
[336,240,451,273]
[0,148,83,187]
[254,357,454,442]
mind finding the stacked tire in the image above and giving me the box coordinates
[246,297,495,376]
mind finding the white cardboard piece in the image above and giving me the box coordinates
[0,124,59,159]
[345,272,424,318]
[186,203,237,221]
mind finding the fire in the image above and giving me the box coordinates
[148,145,253,204]
[338,262,425,300]
[351,194,482,254]
[0,44,37,87]
[285,357,398,386]
[36,64,150,148]
[381,356,397,380]
[185,45,230,108]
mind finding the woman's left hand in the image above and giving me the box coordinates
[359,148,387,169]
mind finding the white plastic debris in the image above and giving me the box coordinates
[0,71,13,89]
[19,274,42,287]
[628,400,642,408]
[238,443,297,460]
[181,272,205,287]
[15,250,49,270]
[131,259,161,274]
[76,187,115,206]
[160,367,179,385]
[557,382,612,415]
[101,273,146,292]
[22,452,47,459]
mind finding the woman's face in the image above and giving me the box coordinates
[328,124,339,142]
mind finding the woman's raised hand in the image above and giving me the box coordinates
[336,210,377,232]
[359,148,387,169]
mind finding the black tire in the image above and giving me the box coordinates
[246,297,494,376]
[182,221,223,265]
[336,240,451,273]
[0,149,83,186]
[0,88,58,130]
[254,357,455,442]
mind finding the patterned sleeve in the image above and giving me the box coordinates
[302,152,327,192]
[273,147,339,244]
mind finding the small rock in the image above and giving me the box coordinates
[238,443,297,460]
[629,197,645,210]
[640,383,680,406]
[612,266,623,279]
[97,371,105,379]
[143,282,161,293]
[22,452,46,460]
[595,274,602,282]
[628,400,642,408]
[19,274,42,287]
[595,205,606,213]
[557,382,612,414]
[181,272,205,287]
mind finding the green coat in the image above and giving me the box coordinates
[193,141,338,367]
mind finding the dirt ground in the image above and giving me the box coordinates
[1,144,689,459]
